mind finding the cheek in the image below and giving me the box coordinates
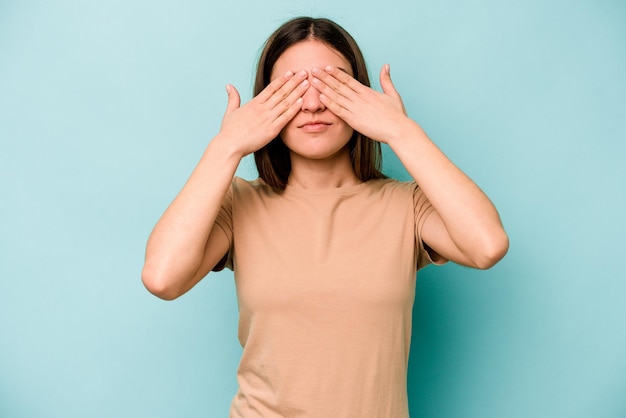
[279,120,297,140]
[339,121,354,138]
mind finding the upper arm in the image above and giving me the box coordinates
[420,209,474,268]
[141,222,231,300]
[190,222,232,283]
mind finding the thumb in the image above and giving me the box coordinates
[224,84,241,115]
[379,64,400,98]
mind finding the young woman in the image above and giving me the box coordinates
[142,16,508,418]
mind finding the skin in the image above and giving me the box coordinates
[141,39,509,300]
[270,41,358,189]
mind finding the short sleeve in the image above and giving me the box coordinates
[412,182,447,270]
[212,181,234,271]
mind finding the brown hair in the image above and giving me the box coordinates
[253,17,386,190]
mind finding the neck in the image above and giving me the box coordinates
[287,148,360,190]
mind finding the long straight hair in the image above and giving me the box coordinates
[253,17,386,190]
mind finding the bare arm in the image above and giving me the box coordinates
[142,70,310,300]
[385,120,508,269]
[311,64,509,269]
[141,139,240,300]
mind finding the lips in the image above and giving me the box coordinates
[298,120,331,128]
[298,120,332,133]
[299,120,332,133]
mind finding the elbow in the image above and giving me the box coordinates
[473,229,509,270]
[141,263,182,301]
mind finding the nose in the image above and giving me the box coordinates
[300,75,325,113]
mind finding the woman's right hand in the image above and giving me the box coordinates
[218,69,309,157]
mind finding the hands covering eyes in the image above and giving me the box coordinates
[309,64,409,144]
[219,64,409,157]
[219,69,309,157]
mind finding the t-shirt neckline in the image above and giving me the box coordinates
[284,180,370,196]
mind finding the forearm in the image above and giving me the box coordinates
[387,118,508,267]
[141,70,310,297]
[142,135,242,294]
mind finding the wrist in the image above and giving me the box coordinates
[208,132,247,162]
[386,117,427,149]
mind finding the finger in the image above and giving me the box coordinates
[272,95,304,128]
[319,92,353,121]
[255,70,294,103]
[257,71,307,106]
[313,66,365,95]
[270,76,308,119]
[311,75,353,112]
[224,84,241,115]
[265,69,308,108]
[263,78,308,127]
[379,64,400,98]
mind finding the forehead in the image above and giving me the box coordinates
[271,40,352,79]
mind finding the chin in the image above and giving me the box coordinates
[288,143,351,162]
[282,130,353,162]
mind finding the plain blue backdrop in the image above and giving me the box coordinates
[1,0,625,417]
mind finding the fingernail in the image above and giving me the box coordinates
[301,79,309,88]
[312,67,321,75]
[325,65,333,72]
[311,77,320,85]
[298,70,308,77]
[285,70,294,78]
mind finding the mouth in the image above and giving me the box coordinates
[299,120,332,132]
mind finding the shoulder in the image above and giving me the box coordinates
[365,179,432,218]
[364,177,418,197]
[232,176,267,191]
[232,176,280,200]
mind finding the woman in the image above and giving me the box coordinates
[142,16,508,418]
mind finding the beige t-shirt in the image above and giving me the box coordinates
[214,176,443,418]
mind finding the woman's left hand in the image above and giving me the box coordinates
[311,64,411,143]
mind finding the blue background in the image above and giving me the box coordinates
[1,0,625,417]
